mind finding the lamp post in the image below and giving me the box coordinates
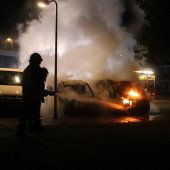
[38,0,58,119]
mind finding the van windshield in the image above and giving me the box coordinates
[0,71,23,85]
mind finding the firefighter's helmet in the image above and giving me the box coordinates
[29,53,43,63]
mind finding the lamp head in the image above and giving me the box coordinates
[37,0,50,8]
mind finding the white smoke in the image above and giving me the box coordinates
[18,0,144,81]
[17,0,145,118]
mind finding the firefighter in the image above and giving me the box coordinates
[16,53,44,136]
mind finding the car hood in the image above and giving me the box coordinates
[0,85,22,96]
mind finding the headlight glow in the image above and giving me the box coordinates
[14,76,20,83]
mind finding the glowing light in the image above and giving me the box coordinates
[6,38,13,42]
[117,116,143,123]
[128,90,139,98]
[139,75,146,80]
[38,2,47,8]
[135,70,154,75]
[14,76,20,83]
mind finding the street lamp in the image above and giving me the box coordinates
[38,0,58,119]
[5,37,14,50]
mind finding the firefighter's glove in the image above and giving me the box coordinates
[49,91,55,96]
[43,90,51,97]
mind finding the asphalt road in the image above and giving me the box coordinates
[0,98,170,169]
[0,98,170,128]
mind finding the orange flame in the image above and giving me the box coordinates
[126,89,141,99]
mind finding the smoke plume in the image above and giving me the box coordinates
[17,0,145,118]
[18,0,144,81]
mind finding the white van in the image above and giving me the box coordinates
[0,68,23,109]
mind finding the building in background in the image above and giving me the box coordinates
[0,36,18,50]
[0,36,19,68]
[0,50,19,68]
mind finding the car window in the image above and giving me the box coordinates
[64,85,85,94]
[0,71,23,85]
[63,83,94,97]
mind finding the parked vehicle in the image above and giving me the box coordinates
[57,80,97,115]
[0,68,23,110]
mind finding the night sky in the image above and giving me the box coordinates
[0,0,38,36]
[0,0,143,37]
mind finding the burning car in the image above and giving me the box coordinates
[56,79,150,116]
[94,80,150,114]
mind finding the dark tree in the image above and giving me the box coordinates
[0,0,40,38]
[136,0,170,65]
